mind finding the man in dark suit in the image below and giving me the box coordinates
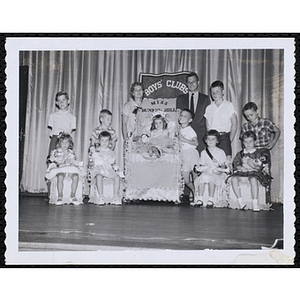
[176,72,211,154]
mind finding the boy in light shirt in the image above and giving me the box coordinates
[204,80,238,160]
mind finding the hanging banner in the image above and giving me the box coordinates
[139,72,190,99]
[137,72,190,135]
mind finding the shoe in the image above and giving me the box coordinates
[55,197,63,205]
[98,196,105,206]
[174,200,181,205]
[194,199,203,207]
[113,196,122,206]
[237,199,246,210]
[206,200,214,209]
[252,199,260,212]
[71,197,81,206]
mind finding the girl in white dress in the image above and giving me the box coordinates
[193,130,230,208]
[45,133,84,205]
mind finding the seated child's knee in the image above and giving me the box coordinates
[57,173,65,180]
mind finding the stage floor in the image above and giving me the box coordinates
[19,196,283,251]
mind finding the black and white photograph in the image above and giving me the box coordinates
[4,37,295,265]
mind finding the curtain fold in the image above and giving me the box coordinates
[20,49,284,202]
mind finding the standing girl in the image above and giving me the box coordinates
[122,82,144,139]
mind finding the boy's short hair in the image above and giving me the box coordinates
[99,109,112,121]
[98,130,111,140]
[181,108,194,121]
[186,72,199,82]
[242,102,258,113]
[241,130,257,141]
[204,129,220,143]
[210,80,224,90]
[55,92,69,102]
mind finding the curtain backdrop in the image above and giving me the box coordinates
[20,49,284,202]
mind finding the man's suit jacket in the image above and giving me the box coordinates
[176,92,211,153]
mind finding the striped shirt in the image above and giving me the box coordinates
[90,125,117,145]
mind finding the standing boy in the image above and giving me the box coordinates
[204,80,238,160]
[90,109,118,150]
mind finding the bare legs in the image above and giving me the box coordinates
[231,176,259,211]
[56,173,79,204]
[95,174,121,204]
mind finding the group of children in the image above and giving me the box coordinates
[45,79,280,211]
[180,81,280,211]
[46,92,123,205]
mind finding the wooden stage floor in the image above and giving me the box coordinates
[19,196,283,251]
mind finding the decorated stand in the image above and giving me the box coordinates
[124,98,183,202]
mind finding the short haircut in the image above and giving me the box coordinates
[55,92,69,102]
[99,109,112,121]
[241,130,257,141]
[181,108,194,121]
[56,132,74,149]
[204,129,221,143]
[99,130,112,140]
[129,82,145,99]
[210,80,224,90]
[150,114,168,131]
[186,72,199,82]
[242,102,258,113]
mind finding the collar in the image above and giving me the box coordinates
[243,148,256,154]
[249,117,261,126]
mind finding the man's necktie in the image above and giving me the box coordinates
[190,93,194,113]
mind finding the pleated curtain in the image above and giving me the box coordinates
[19,49,284,203]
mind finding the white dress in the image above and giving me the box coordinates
[196,147,227,187]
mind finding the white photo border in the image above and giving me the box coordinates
[4,37,296,265]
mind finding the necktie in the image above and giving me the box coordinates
[190,93,194,113]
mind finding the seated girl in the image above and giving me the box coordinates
[226,131,272,211]
[88,131,124,205]
[193,130,230,208]
[135,114,173,158]
[45,132,84,205]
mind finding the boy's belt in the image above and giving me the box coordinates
[219,132,229,136]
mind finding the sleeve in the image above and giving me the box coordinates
[203,104,210,119]
[228,102,236,117]
[71,115,76,130]
[122,102,131,116]
[110,128,118,142]
[188,127,197,139]
[265,119,276,132]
